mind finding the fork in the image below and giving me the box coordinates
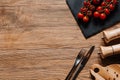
[65,49,87,80]
[65,46,95,80]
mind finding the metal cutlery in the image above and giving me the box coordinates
[65,46,95,80]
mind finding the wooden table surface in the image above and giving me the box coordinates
[0,0,120,80]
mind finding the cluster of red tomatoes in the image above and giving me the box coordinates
[77,0,118,23]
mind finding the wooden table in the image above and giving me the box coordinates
[0,0,120,80]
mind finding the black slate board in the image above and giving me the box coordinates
[66,0,120,38]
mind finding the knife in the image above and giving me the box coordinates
[65,46,95,80]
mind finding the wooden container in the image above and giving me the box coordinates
[90,64,120,80]
[100,44,120,58]
[103,28,120,43]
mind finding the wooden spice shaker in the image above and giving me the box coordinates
[103,28,120,43]
[100,44,120,58]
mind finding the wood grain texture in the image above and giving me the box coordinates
[0,0,119,80]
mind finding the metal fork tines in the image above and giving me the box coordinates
[65,46,95,80]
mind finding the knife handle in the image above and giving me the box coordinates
[103,28,120,43]
[100,44,120,58]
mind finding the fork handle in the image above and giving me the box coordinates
[65,65,77,80]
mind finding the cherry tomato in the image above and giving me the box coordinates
[113,0,118,4]
[96,6,102,11]
[80,7,88,12]
[101,2,106,6]
[94,11,100,18]
[109,4,115,11]
[104,8,110,15]
[87,1,91,6]
[84,1,88,6]
[80,8,84,12]
[93,0,100,5]
[106,0,111,2]
[89,5,95,11]
[83,16,89,23]
[100,13,106,20]
[77,12,84,19]
[87,10,92,17]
